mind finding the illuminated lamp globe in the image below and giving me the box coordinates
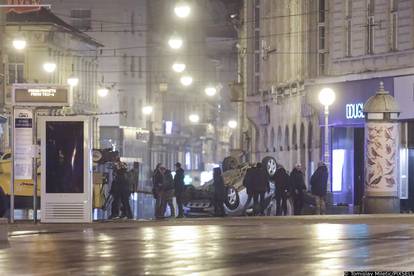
[205,86,217,97]
[174,2,191,18]
[172,62,186,73]
[12,37,26,50]
[43,62,56,73]
[98,88,109,98]
[189,114,200,123]
[319,87,336,107]
[228,120,238,129]
[142,105,153,115]
[168,35,183,50]
[67,75,79,87]
[180,75,193,86]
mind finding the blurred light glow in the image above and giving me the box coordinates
[172,62,186,73]
[165,121,173,135]
[174,2,191,18]
[189,114,199,123]
[180,75,193,86]
[184,174,193,185]
[319,87,336,106]
[332,149,345,192]
[168,35,183,49]
[67,76,79,87]
[98,88,109,97]
[43,62,56,73]
[228,120,238,129]
[12,38,26,50]
[200,171,213,185]
[142,105,153,115]
[205,86,217,97]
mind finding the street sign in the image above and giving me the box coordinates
[12,84,70,107]
[13,108,33,180]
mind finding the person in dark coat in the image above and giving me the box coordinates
[159,168,175,218]
[213,167,226,217]
[272,165,290,216]
[310,162,328,215]
[290,164,306,215]
[241,166,255,215]
[251,163,269,216]
[152,163,164,219]
[110,159,133,219]
[174,162,185,218]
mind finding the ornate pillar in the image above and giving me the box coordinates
[363,82,400,213]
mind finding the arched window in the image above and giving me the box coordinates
[300,123,305,149]
[263,128,269,152]
[308,122,313,149]
[292,124,297,150]
[285,125,290,151]
[270,127,275,152]
[277,126,283,151]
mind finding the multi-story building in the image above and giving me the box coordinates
[4,7,101,147]
[239,0,414,211]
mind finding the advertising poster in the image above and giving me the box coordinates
[14,108,33,180]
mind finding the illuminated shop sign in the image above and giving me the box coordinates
[346,103,364,119]
[12,84,70,106]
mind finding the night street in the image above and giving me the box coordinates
[2,215,414,275]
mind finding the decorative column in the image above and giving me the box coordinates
[363,82,400,213]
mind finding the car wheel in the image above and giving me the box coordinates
[222,156,239,172]
[262,156,277,178]
[224,186,240,210]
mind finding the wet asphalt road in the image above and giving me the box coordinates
[2,215,414,275]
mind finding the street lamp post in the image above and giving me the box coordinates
[319,88,335,189]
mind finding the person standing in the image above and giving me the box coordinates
[174,162,185,218]
[241,166,255,215]
[273,165,290,216]
[290,164,306,215]
[310,162,329,215]
[251,163,269,216]
[159,168,175,218]
[152,163,164,219]
[213,167,226,217]
[110,158,133,219]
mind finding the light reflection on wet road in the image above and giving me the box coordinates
[1,218,414,275]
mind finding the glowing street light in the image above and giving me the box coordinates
[98,87,109,98]
[205,86,217,97]
[319,87,336,191]
[180,75,193,86]
[172,62,186,73]
[12,37,26,50]
[142,105,153,115]
[189,114,200,123]
[228,120,238,129]
[43,62,56,73]
[168,35,183,50]
[67,75,79,87]
[174,1,191,18]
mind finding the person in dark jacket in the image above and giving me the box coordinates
[310,162,328,215]
[152,163,164,219]
[290,164,306,215]
[273,165,290,216]
[174,162,185,218]
[110,159,133,219]
[251,163,269,216]
[159,168,175,218]
[241,166,255,215]
[213,167,226,217]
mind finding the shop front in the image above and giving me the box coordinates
[310,77,394,209]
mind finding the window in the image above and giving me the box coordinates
[319,0,325,23]
[70,9,92,31]
[138,56,143,79]
[318,26,325,50]
[345,0,352,18]
[390,0,398,51]
[319,53,326,75]
[8,53,24,84]
[123,54,128,76]
[367,16,374,54]
[345,19,352,56]
[130,56,135,77]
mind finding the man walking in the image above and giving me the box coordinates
[251,162,269,216]
[290,164,306,215]
[152,163,164,219]
[310,162,328,215]
[174,162,185,218]
[159,167,175,218]
[273,165,290,216]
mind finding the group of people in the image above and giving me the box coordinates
[242,161,329,216]
[152,162,185,219]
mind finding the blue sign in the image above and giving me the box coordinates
[345,103,364,119]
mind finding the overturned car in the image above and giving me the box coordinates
[184,156,293,217]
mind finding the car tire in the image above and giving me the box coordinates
[222,156,239,172]
[262,156,277,178]
[224,186,240,210]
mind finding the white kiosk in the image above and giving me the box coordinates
[40,116,93,223]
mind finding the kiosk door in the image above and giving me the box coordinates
[40,116,92,223]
